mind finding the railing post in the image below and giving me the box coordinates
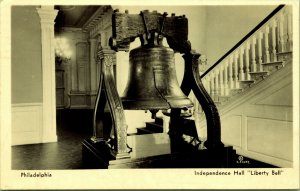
[245,42,251,80]
[215,68,219,98]
[228,56,234,90]
[224,60,229,96]
[204,77,211,97]
[219,65,224,96]
[278,11,286,52]
[210,72,215,99]
[251,37,257,72]
[234,52,240,89]
[264,25,271,63]
[287,6,293,52]
[239,46,245,81]
[258,32,263,71]
[271,19,278,61]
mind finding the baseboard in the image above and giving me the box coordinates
[235,148,293,167]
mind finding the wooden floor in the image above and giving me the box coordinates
[12,109,277,170]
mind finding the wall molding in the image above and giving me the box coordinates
[12,103,42,145]
[235,148,293,167]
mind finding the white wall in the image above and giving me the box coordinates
[11,6,43,104]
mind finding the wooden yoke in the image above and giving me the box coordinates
[109,9,191,53]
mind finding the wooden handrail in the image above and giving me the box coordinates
[200,4,285,79]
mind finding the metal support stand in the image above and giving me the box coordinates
[91,49,130,159]
[181,51,224,149]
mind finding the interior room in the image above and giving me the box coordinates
[10,4,293,169]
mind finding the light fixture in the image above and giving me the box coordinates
[55,37,72,64]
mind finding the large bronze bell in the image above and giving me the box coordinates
[122,43,193,110]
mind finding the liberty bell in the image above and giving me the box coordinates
[121,33,193,111]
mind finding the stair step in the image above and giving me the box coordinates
[146,122,163,132]
[277,51,292,62]
[218,96,231,102]
[137,128,155,135]
[229,88,243,96]
[261,61,284,72]
[154,117,163,125]
[249,71,269,81]
[239,80,255,88]
[181,119,198,138]
[213,101,222,107]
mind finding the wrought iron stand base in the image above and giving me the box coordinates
[82,134,236,169]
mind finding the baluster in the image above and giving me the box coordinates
[271,19,278,62]
[264,25,270,63]
[258,31,263,71]
[239,46,245,81]
[205,77,211,97]
[287,6,293,51]
[251,37,257,72]
[215,68,219,98]
[278,11,285,52]
[224,60,229,96]
[245,42,251,80]
[210,72,215,98]
[228,55,234,89]
[203,76,209,93]
[219,64,224,96]
[234,52,240,89]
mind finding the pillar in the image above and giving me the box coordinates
[37,6,58,143]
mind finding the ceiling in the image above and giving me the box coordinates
[54,6,101,28]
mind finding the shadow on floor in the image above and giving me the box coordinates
[11,109,277,169]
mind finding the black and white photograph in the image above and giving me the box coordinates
[0,0,299,189]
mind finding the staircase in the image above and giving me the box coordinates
[193,5,293,167]
[136,117,164,135]
[199,5,292,104]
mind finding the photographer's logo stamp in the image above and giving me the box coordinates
[236,155,250,164]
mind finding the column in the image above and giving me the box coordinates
[37,6,58,143]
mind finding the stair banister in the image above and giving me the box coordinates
[200,5,285,79]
